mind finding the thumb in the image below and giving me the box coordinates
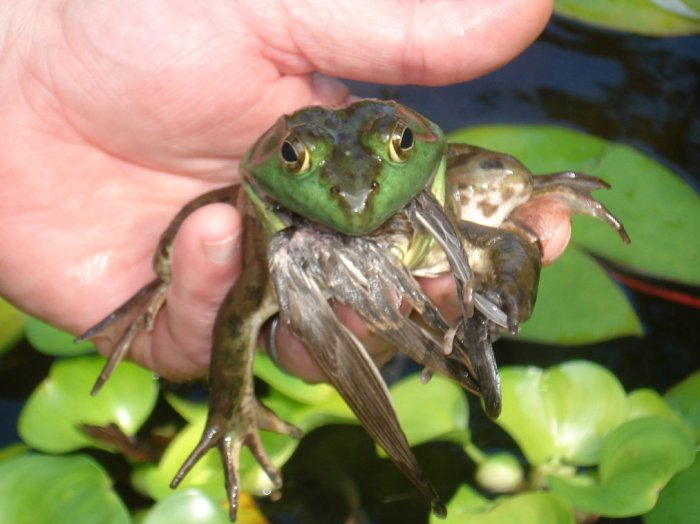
[146,203,242,381]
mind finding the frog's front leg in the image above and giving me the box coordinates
[453,221,541,418]
[77,186,239,394]
[459,221,542,332]
[170,213,302,522]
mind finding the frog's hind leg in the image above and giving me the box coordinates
[532,172,630,243]
[76,185,239,395]
[171,214,301,522]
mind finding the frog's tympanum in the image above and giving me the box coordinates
[78,99,629,520]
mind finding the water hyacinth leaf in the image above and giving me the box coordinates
[141,489,230,524]
[18,356,157,453]
[518,248,641,344]
[254,351,338,405]
[625,389,693,439]
[548,416,695,517]
[555,0,700,36]
[450,125,700,287]
[433,486,574,524]
[390,374,470,447]
[643,453,700,524]
[25,317,95,356]
[0,297,24,355]
[665,370,700,441]
[497,361,627,466]
[0,454,130,524]
[0,443,28,464]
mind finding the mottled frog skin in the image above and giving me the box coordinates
[78,99,628,520]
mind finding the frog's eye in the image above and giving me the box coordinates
[280,135,311,174]
[388,122,414,162]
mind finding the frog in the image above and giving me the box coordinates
[77,99,629,521]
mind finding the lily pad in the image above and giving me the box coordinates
[433,485,574,524]
[548,416,695,517]
[497,361,627,465]
[554,0,700,36]
[518,248,641,344]
[25,316,94,356]
[18,355,158,452]
[0,453,130,524]
[0,297,24,355]
[452,126,700,286]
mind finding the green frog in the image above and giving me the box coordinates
[78,99,629,520]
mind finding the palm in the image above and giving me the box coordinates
[0,0,552,380]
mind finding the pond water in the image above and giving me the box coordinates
[0,12,698,524]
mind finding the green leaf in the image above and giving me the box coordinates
[391,374,470,447]
[18,355,158,452]
[433,486,575,524]
[518,248,641,344]
[0,453,130,524]
[497,361,627,465]
[474,452,525,493]
[644,453,700,524]
[0,297,24,355]
[665,370,700,442]
[141,489,229,524]
[0,443,29,463]
[25,316,95,356]
[549,416,696,517]
[554,0,700,36]
[253,350,338,405]
[450,125,700,287]
[626,389,694,440]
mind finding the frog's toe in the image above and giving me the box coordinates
[532,172,630,243]
[171,400,299,521]
[75,278,169,395]
[256,402,304,439]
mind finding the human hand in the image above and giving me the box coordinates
[0,0,555,382]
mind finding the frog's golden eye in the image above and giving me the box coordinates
[388,122,414,162]
[280,135,311,174]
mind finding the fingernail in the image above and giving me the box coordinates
[203,234,239,265]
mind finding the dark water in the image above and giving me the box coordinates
[1,13,698,524]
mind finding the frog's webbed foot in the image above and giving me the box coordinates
[456,217,543,334]
[171,397,302,522]
[76,278,168,395]
[532,172,630,243]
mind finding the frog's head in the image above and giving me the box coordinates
[241,99,446,235]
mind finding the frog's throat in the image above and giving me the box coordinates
[400,156,447,270]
